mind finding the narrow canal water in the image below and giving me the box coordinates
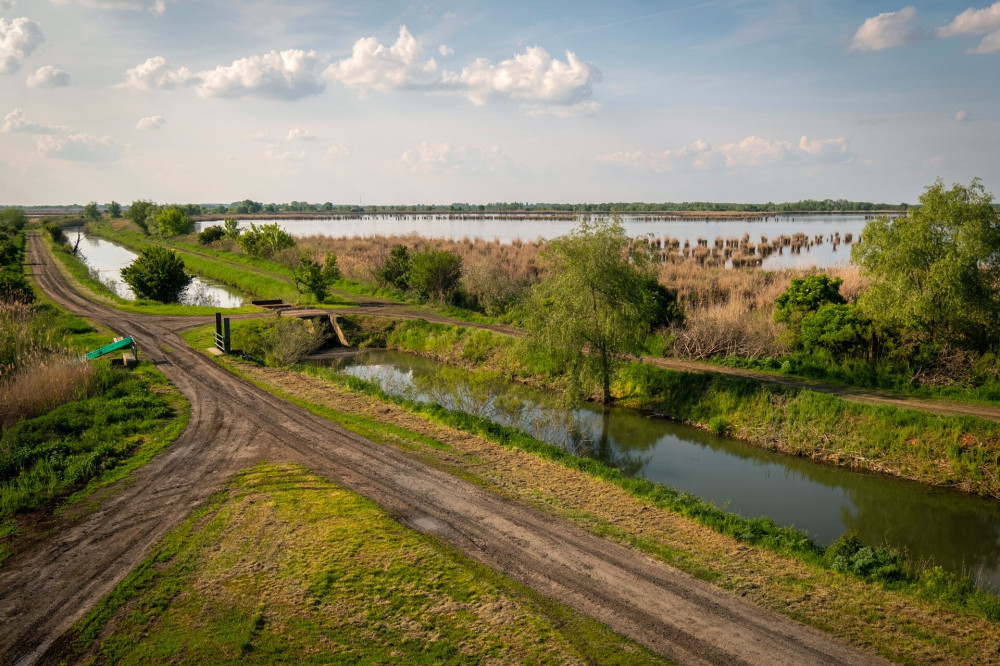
[321,350,1000,590]
[66,229,244,308]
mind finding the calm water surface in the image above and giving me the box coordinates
[323,350,1000,589]
[197,214,873,269]
[67,229,244,308]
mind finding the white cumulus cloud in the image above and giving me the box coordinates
[286,127,315,141]
[115,56,196,91]
[197,49,325,100]
[1,107,64,134]
[850,7,922,51]
[438,44,453,56]
[956,109,969,121]
[595,135,852,172]
[37,132,126,162]
[49,0,169,14]
[445,46,601,108]
[324,26,438,92]
[135,115,164,130]
[0,17,43,74]
[937,2,1000,54]
[26,65,69,87]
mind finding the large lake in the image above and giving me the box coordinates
[197,213,879,270]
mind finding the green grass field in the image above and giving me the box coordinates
[65,463,666,665]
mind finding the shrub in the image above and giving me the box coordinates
[374,244,411,290]
[155,206,192,237]
[774,275,845,327]
[232,317,326,366]
[238,222,295,259]
[119,246,192,303]
[799,304,874,360]
[198,225,225,244]
[823,531,905,583]
[408,248,462,303]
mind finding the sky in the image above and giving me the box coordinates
[0,0,997,206]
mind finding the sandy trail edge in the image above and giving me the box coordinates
[0,233,884,665]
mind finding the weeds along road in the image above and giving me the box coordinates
[1,233,886,665]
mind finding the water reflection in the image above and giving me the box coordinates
[325,350,1000,589]
[197,213,870,270]
[67,229,244,308]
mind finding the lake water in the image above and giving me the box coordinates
[67,229,244,308]
[196,213,876,270]
[322,349,1000,590]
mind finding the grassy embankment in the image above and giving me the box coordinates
[182,322,1000,663]
[1,237,189,566]
[90,223,362,306]
[345,316,1000,499]
[42,231,260,316]
[92,222,505,325]
[61,463,664,665]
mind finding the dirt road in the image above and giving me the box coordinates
[0,233,885,665]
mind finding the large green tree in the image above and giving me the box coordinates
[127,199,155,235]
[120,246,192,303]
[852,178,1000,351]
[524,217,660,403]
[156,206,192,236]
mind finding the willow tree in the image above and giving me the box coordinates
[525,217,659,403]
[852,178,1000,351]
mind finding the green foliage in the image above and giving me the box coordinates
[127,199,155,235]
[83,201,101,222]
[853,178,1000,351]
[155,206,192,237]
[232,317,325,366]
[120,246,193,303]
[774,275,845,327]
[107,201,122,219]
[799,304,874,360]
[222,217,240,239]
[823,532,905,583]
[197,225,225,245]
[645,277,684,329]
[375,244,411,290]
[43,222,66,244]
[237,222,295,259]
[408,248,462,303]
[0,208,27,233]
[0,238,20,266]
[231,199,263,214]
[525,217,660,402]
[0,363,180,521]
[0,270,33,304]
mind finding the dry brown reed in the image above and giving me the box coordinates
[293,233,868,360]
[0,301,94,428]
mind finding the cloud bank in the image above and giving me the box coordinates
[595,135,853,172]
[116,26,601,113]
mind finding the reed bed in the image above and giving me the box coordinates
[0,301,94,429]
[296,232,868,360]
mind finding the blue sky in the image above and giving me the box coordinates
[0,0,997,205]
